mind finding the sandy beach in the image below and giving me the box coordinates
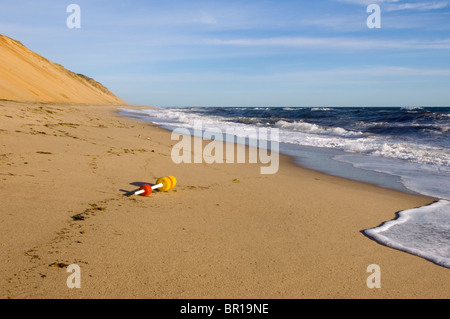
[1,100,448,299]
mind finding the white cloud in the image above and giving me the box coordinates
[337,0,400,5]
[204,36,450,50]
[337,0,448,11]
[385,1,448,11]
[99,66,450,88]
[198,11,218,24]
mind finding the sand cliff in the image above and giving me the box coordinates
[0,34,126,105]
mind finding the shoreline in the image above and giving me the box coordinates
[117,106,432,198]
[1,101,448,299]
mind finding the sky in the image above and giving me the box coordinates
[1,0,450,107]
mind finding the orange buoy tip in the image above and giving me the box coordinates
[137,184,153,196]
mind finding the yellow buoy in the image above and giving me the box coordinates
[156,176,177,192]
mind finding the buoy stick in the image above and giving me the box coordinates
[152,183,164,190]
[134,189,146,195]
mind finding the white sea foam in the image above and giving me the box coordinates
[400,106,424,111]
[278,129,449,167]
[274,120,364,137]
[364,200,450,268]
[335,154,450,200]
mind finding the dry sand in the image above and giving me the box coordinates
[0,100,449,299]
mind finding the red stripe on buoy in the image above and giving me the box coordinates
[167,176,174,189]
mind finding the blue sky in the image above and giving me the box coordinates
[1,0,450,106]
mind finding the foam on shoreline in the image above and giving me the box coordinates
[364,200,450,269]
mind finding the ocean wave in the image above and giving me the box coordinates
[234,117,264,125]
[401,106,424,111]
[120,107,223,126]
[274,120,364,137]
[276,125,450,167]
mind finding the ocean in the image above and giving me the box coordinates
[119,106,450,268]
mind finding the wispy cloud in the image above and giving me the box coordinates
[198,11,218,24]
[337,0,448,11]
[337,0,400,6]
[205,36,450,50]
[100,66,450,85]
[385,1,448,11]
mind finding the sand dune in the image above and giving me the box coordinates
[0,34,127,105]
